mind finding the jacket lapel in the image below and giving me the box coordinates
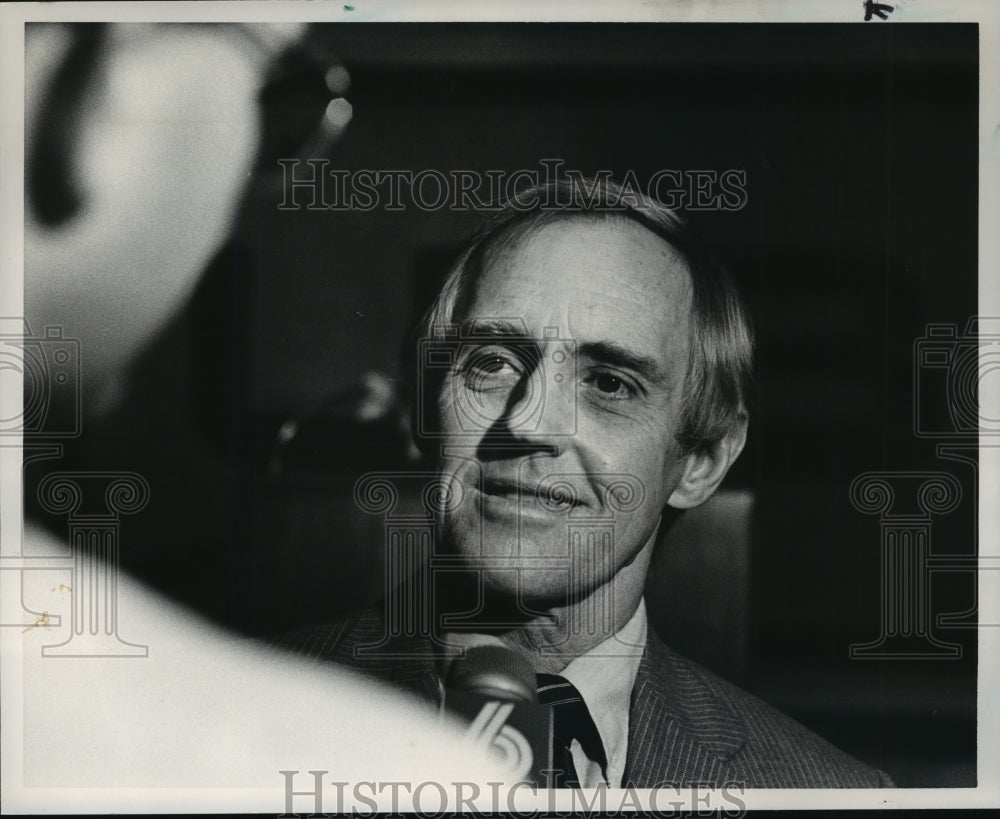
[624,631,746,787]
[333,607,442,706]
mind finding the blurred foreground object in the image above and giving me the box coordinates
[24,22,350,416]
[9,524,500,812]
[6,22,496,812]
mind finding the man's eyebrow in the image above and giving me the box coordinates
[579,341,671,386]
[456,318,531,340]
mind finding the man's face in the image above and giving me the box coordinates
[434,216,694,605]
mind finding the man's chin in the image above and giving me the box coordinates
[480,570,568,607]
[441,518,570,559]
[439,526,620,607]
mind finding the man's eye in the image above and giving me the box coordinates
[587,372,635,399]
[462,349,523,389]
[474,355,512,375]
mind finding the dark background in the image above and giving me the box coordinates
[27,23,979,787]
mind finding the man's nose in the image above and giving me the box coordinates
[500,361,577,444]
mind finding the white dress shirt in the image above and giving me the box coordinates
[559,599,647,787]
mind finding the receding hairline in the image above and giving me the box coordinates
[450,209,696,327]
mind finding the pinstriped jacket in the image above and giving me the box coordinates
[279,606,892,788]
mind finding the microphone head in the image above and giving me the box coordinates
[445,645,537,703]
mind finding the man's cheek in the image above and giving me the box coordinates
[438,389,491,440]
[436,389,459,435]
[616,512,659,559]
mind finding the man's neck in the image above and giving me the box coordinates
[498,551,650,673]
[437,531,655,674]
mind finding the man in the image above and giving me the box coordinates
[284,178,891,789]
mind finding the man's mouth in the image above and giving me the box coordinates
[479,477,582,510]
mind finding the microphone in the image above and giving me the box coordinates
[444,645,553,785]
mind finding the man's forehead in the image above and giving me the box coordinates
[462,215,693,361]
[478,214,690,295]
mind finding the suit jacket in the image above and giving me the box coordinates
[279,606,892,788]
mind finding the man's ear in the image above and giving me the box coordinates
[666,412,748,510]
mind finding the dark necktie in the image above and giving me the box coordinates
[536,673,608,788]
